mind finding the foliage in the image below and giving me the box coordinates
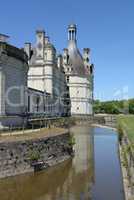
[68,134,76,146]
[94,99,134,114]
[117,123,124,143]
[28,149,41,162]
[117,115,134,142]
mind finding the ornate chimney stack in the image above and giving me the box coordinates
[36,29,45,60]
[24,43,31,59]
[83,48,90,63]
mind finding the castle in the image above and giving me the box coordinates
[0,24,94,129]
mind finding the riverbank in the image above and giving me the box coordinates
[117,116,134,200]
[0,127,73,179]
[94,114,134,200]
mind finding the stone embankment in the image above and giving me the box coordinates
[93,114,134,200]
[93,114,117,127]
[0,128,73,178]
[119,131,134,200]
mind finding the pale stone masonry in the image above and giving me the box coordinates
[63,24,94,115]
[27,24,94,116]
[0,40,29,128]
[0,24,94,128]
[26,30,68,116]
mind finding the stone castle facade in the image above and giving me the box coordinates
[0,24,94,128]
[63,24,94,115]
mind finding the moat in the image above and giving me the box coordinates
[0,126,125,200]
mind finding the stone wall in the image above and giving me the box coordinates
[120,134,134,199]
[0,132,73,178]
[0,52,28,116]
[93,114,117,128]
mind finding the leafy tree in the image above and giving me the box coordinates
[93,99,134,114]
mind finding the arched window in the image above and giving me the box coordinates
[90,65,94,74]
[67,55,69,64]
[69,31,71,40]
[36,96,40,112]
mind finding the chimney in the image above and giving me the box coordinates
[24,43,31,59]
[44,36,50,44]
[57,54,63,69]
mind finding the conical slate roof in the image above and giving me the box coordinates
[68,40,85,76]
[67,24,86,76]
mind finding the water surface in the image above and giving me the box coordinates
[0,126,125,200]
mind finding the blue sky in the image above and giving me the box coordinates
[0,0,134,101]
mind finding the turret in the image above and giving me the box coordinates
[44,38,56,95]
[36,29,45,60]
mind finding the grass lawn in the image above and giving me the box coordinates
[117,115,134,143]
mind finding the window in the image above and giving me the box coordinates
[67,76,69,83]
[67,55,69,64]
[28,96,30,112]
[36,96,40,112]
[90,65,93,74]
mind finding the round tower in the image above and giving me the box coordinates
[62,24,94,116]
[44,42,56,95]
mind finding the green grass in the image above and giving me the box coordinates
[117,115,134,143]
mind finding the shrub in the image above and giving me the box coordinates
[28,149,40,162]
[68,134,76,146]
